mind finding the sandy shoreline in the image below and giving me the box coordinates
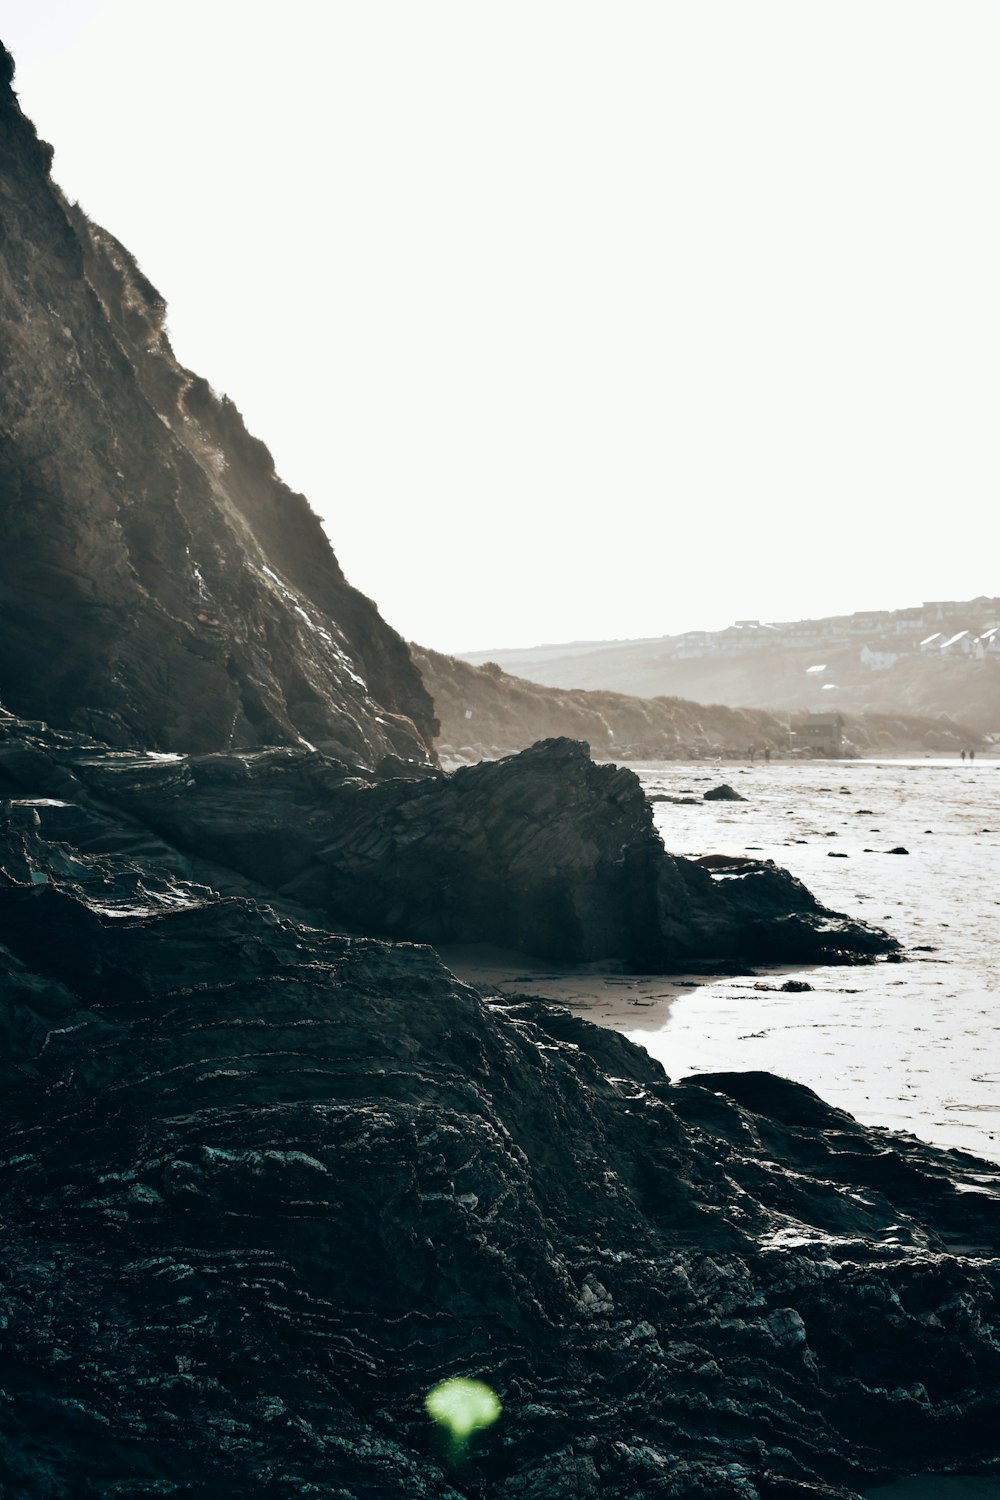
[445,758,1000,1164]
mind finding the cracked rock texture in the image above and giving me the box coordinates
[1,41,997,1500]
[0,766,998,1499]
[0,49,435,766]
[0,718,895,967]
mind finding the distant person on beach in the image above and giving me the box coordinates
[961,749,967,761]
[748,745,755,764]
[970,748,976,761]
[764,746,771,764]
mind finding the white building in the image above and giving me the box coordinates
[860,645,899,671]
[673,631,715,660]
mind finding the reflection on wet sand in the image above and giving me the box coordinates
[438,944,688,1033]
[445,758,1000,1164]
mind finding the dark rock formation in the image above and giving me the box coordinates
[704,783,747,802]
[0,48,435,767]
[0,718,895,968]
[2,43,996,1500]
[1,773,998,1498]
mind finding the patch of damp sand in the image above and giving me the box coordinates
[437,944,691,1030]
[445,760,1000,1165]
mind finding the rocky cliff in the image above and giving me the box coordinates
[2,43,998,1500]
[0,46,435,767]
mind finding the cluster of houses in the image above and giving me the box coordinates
[670,598,1000,668]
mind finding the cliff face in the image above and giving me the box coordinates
[0,47,435,767]
[2,45,998,1500]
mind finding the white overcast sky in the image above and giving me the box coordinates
[2,2,999,651]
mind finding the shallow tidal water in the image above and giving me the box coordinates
[445,757,1000,1166]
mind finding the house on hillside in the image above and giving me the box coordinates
[860,645,899,671]
[977,626,1000,659]
[924,601,962,622]
[849,611,891,634]
[939,630,975,656]
[718,623,777,653]
[919,633,944,652]
[791,712,846,757]
[893,608,926,634]
[673,631,715,659]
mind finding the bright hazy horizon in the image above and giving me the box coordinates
[3,2,998,653]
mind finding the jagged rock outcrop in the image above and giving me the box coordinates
[0,717,894,967]
[0,47,435,766]
[1,770,998,1498]
[2,43,996,1500]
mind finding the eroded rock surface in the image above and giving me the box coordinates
[1,40,995,1500]
[0,718,895,967]
[1,773,998,1498]
[0,50,435,765]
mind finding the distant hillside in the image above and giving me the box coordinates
[460,597,1000,735]
[413,646,979,762]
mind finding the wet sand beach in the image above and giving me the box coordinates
[445,757,1000,1164]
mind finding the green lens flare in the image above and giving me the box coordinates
[424,1378,502,1440]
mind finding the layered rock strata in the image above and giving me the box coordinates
[2,42,996,1500]
[1,769,998,1498]
[0,48,435,766]
[0,717,894,967]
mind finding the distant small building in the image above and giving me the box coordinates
[939,630,974,656]
[893,608,926,634]
[978,626,1000,659]
[860,644,899,671]
[791,712,846,757]
[673,630,715,660]
[849,610,890,634]
[919,633,943,652]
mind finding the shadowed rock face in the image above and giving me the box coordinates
[2,41,996,1500]
[1,770,998,1498]
[0,719,895,968]
[0,48,435,766]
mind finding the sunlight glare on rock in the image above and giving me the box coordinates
[424,1378,502,1440]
